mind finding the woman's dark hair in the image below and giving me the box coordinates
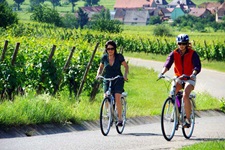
[105,40,117,54]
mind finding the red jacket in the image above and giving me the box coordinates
[173,48,194,77]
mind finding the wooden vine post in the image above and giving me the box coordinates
[1,40,8,61]
[76,42,99,100]
[11,42,20,65]
[37,45,56,94]
[53,47,75,95]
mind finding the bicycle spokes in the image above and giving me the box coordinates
[161,98,177,141]
[116,97,127,134]
[100,98,112,136]
[182,99,195,139]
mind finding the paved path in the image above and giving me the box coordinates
[126,57,225,99]
[0,110,224,150]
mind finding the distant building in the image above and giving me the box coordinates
[123,9,150,25]
[168,0,196,8]
[170,6,185,20]
[188,8,211,18]
[80,6,105,20]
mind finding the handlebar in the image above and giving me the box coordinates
[96,75,124,81]
[157,74,191,81]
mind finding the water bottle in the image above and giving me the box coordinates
[176,95,181,112]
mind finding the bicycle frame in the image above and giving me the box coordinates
[98,75,127,136]
[158,74,196,141]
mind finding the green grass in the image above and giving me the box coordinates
[0,65,222,127]
[181,140,225,150]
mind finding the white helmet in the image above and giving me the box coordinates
[176,34,189,43]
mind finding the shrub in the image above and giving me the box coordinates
[153,24,172,37]
[30,4,63,27]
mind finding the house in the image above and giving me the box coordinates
[114,8,126,22]
[168,0,196,8]
[154,0,168,8]
[170,6,185,20]
[188,8,212,18]
[80,6,105,20]
[198,2,221,14]
[217,2,225,20]
[114,0,156,10]
[160,8,172,20]
[198,2,221,9]
[123,9,150,25]
[148,7,171,20]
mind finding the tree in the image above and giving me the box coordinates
[61,13,78,28]
[149,16,162,25]
[14,0,25,10]
[84,0,100,6]
[153,24,172,36]
[30,4,63,26]
[69,0,79,13]
[77,7,89,29]
[217,0,224,4]
[0,0,18,28]
[89,9,123,33]
[30,0,45,11]
[50,0,60,9]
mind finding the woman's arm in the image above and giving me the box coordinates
[96,63,104,77]
[122,61,129,81]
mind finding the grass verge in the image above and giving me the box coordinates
[0,65,223,127]
[181,140,225,150]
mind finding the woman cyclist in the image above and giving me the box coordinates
[159,34,201,128]
[96,40,129,126]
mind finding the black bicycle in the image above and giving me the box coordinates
[158,74,196,141]
[97,75,127,136]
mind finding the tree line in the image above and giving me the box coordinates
[1,0,123,33]
[6,0,100,12]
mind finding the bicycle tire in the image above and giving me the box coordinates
[100,97,112,136]
[116,97,127,134]
[161,98,177,141]
[182,99,195,139]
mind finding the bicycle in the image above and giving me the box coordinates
[157,74,196,141]
[97,75,127,136]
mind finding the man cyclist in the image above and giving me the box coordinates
[159,34,201,127]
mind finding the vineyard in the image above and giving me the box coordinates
[0,23,225,100]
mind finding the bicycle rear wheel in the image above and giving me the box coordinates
[116,97,127,134]
[100,97,112,136]
[182,99,195,139]
[161,98,177,141]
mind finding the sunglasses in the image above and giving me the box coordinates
[178,43,187,46]
[107,48,115,51]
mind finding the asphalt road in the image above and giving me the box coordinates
[0,111,224,150]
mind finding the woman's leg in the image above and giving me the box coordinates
[183,84,194,121]
[115,93,122,121]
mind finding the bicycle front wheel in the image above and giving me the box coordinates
[182,99,195,139]
[116,97,127,134]
[161,98,177,141]
[100,97,112,136]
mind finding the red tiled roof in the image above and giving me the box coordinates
[114,0,154,9]
[189,8,209,17]
[80,6,105,13]
[198,2,221,9]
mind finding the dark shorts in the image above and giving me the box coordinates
[103,78,124,94]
